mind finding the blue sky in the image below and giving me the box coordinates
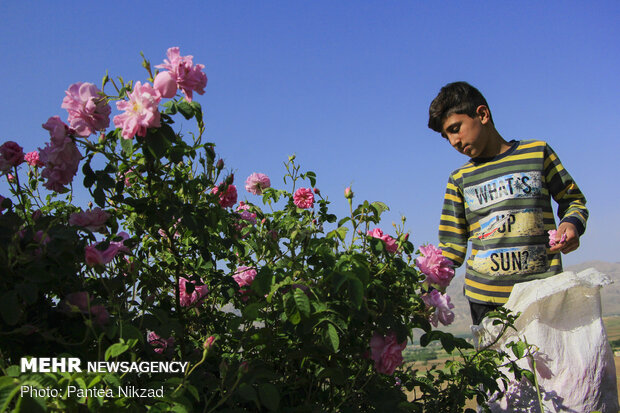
[1,1,618,267]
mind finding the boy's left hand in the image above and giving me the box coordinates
[550,222,580,254]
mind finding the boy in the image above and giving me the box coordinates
[428,81,588,325]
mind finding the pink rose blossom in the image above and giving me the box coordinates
[64,292,109,326]
[7,174,15,182]
[42,116,73,143]
[0,141,25,172]
[153,71,178,98]
[233,266,257,288]
[148,331,175,354]
[211,184,237,208]
[113,81,162,140]
[61,82,111,137]
[90,305,110,325]
[293,187,314,209]
[370,331,407,375]
[245,173,271,195]
[237,202,257,225]
[367,228,398,254]
[25,151,43,167]
[416,244,455,288]
[85,232,130,266]
[204,335,216,350]
[69,208,110,232]
[39,129,82,192]
[179,277,209,307]
[422,290,455,327]
[155,47,207,102]
[548,229,567,247]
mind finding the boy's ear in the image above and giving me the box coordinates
[476,105,491,124]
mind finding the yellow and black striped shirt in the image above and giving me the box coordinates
[439,140,588,305]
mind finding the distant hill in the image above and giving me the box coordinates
[440,260,620,337]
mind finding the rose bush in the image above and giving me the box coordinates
[0,48,529,412]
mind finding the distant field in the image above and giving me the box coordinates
[604,315,620,344]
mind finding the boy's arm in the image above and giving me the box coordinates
[544,143,588,254]
[438,175,468,266]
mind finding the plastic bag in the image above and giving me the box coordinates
[473,268,619,412]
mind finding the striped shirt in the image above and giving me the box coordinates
[439,140,588,305]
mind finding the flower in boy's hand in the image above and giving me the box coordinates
[548,229,567,247]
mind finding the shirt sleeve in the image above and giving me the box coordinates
[543,143,589,234]
[438,173,469,267]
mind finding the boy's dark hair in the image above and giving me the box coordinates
[427,81,493,133]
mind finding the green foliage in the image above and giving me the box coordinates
[0,51,528,412]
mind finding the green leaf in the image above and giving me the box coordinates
[105,342,129,361]
[258,383,280,411]
[347,278,364,309]
[237,383,258,402]
[144,126,173,159]
[177,101,194,120]
[0,384,21,413]
[0,291,20,325]
[293,288,311,317]
[370,201,389,215]
[252,268,273,296]
[325,323,339,352]
[522,370,535,385]
[327,226,348,241]
[305,171,317,187]
[512,341,527,359]
[120,138,134,155]
[289,311,301,325]
[242,302,263,321]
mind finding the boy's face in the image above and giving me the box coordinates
[441,105,491,158]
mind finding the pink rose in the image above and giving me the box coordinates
[61,82,111,137]
[65,291,90,312]
[69,208,110,232]
[416,244,454,288]
[64,292,109,326]
[155,47,207,102]
[421,290,455,327]
[237,202,257,225]
[153,71,178,98]
[179,277,209,307]
[245,173,271,195]
[113,81,162,140]
[25,151,43,167]
[85,232,130,266]
[369,331,407,375]
[293,187,314,209]
[367,228,398,254]
[233,266,257,288]
[90,305,110,325]
[42,116,72,143]
[39,119,82,192]
[0,141,25,172]
[148,331,175,354]
[211,184,237,208]
[548,229,567,247]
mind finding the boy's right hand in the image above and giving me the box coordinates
[550,222,580,254]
